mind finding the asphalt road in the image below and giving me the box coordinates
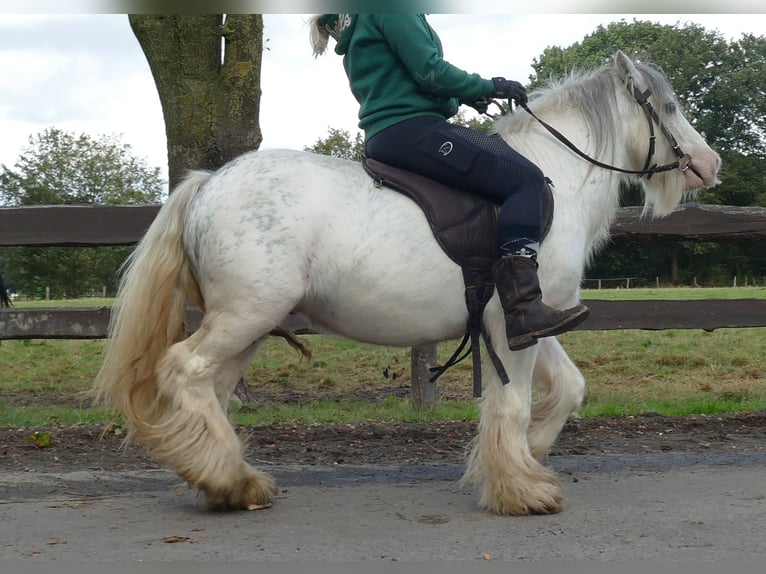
[1,452,765,561]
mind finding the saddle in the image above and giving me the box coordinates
[362,158,554,396]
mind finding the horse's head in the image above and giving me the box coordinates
[613,50,721,215]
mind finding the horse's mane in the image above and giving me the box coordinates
[494,57,679,161]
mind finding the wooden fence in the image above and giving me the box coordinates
[3,202,766,247]
[2,202,766,405]
[2,203,766,335]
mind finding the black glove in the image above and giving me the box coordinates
[492,77,528,105]
[460,97,491,115]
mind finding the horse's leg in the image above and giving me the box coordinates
[212,337,266,413]
[462,306,565,515]
[144,313,280,510]
[527,337,586,459]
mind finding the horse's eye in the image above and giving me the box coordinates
[664,102,677,114]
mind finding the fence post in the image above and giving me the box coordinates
[410,344,437,410]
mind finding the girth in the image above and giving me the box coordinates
[362,158,555,397]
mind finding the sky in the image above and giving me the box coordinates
[1,11,766,187]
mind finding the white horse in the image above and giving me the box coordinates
[94,51,720,515]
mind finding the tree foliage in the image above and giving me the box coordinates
[0,128,165,298]
[1,128,163,206]
[450,108,496,134]
[304,127,365,161]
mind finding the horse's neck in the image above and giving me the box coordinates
[505,116,625,243]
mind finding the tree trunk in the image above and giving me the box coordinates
[128,14,263,188]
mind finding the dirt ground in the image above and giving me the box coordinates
[1,405,764,473]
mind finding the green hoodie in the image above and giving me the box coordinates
[320,14,495,140]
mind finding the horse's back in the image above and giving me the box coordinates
[191,148,365,212]
[186,149,364,251]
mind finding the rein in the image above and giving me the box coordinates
[520,99,689,180]
[484,75,701,181]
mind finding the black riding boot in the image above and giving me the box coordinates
[492,255,590,351]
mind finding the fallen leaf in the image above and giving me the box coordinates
[162,536,193,544]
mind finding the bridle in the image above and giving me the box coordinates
[485,75,703,181]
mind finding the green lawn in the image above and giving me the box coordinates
[2,288,764,426]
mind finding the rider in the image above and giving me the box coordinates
[310,14,589,350]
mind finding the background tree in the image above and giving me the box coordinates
[129,15,263,188]
[304,127,364,161]
[0,128,164,298]
[450,108,496,134]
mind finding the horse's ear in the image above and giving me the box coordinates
[614,50,637,79]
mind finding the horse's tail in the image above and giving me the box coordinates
[93,170,210,434]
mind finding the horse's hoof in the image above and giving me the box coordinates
[480,468,566,516]
[526,489,566,515]
[202,464,278,511]
[490,488,566,516]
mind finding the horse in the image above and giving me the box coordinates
[93,51,720,516]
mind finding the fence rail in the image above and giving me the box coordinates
[3,298,766,341]
[3,202,766,247]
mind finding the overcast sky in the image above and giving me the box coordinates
[1,13,766,186]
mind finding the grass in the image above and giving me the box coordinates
[557,327,766,416]
[0,403,114,428]
[234,397,480,426]
[1,288,765,426]
[581,285,766,301]
[8,298,115,308]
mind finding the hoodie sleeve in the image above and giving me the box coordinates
[373,14,495,101]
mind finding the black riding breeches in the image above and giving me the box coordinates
[365,115,545,245]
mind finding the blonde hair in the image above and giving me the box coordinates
[309,15,330,57]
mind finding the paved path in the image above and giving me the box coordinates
[1,453,765,560]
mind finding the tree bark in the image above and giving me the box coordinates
[128,14,263,188]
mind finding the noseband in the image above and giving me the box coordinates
[517,75,703,181]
